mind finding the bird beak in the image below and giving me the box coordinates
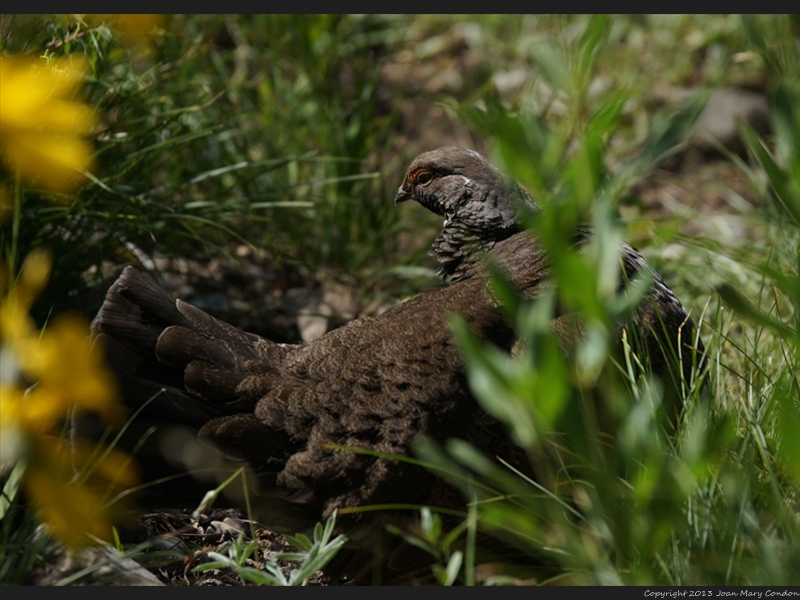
[394,184,412,205]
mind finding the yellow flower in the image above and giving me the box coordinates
[109,14,165,42]
[25,437,138,549]
[0,248,51,343]
[1,249,137,547]
[85,14,165,45]
[12,316,124,431]
[0,55,97,195]
[0,386,30,466]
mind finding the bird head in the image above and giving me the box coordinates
[395,146,536,233]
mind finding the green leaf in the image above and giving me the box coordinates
[777,380,800,482]
[737,121,800,227]
[769,82,800,174]
[432,550,462,586]
[716,283,796,339]
[0,460,26,521]
[284,532,313,551]
[632,92,709,175]
[530,40,572,95]
[576,15,611,84]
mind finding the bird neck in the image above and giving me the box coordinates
[432,220,516,283]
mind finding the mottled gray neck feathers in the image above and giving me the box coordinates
[433,183,536,283]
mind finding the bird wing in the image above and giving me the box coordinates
[200,274,519,516]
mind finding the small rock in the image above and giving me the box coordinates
[208,517,248,536]
[692,87,770,156]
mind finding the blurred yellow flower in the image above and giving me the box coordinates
[86,14,165,45]
[0,248,50,343]
[0,249,137,548]
[110,14,165,42]
[9,316,124,432]
[0,55,97,195]
[25,438,138,549]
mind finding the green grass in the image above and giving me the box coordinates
[1,15,420,321]
[410,14,799,585]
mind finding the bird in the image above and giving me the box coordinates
[86,237,538,584]
[394,146,706,397]
[87,237,536,518]
[86,146,705,583]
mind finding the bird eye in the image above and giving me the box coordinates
[415,170,433,185]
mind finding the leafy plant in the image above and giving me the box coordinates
[194,511,348,586]
[414,14,799,586]
[1,15,413,326]
[385,506,477,586]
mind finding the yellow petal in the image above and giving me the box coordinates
[72,442,140,490]
[111,14,164,39]
[85,14,165,44]
[16,315,123,425]
[25,463,113,547]
[0,299,36,341]
[19,248,52,294]
[1,132,94,194]
[0,56,95,193]
[10,383,69,433]
[0,56,90,125]
[0,386,27,466]
[25,437,138,548]
[0,249,50,342]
